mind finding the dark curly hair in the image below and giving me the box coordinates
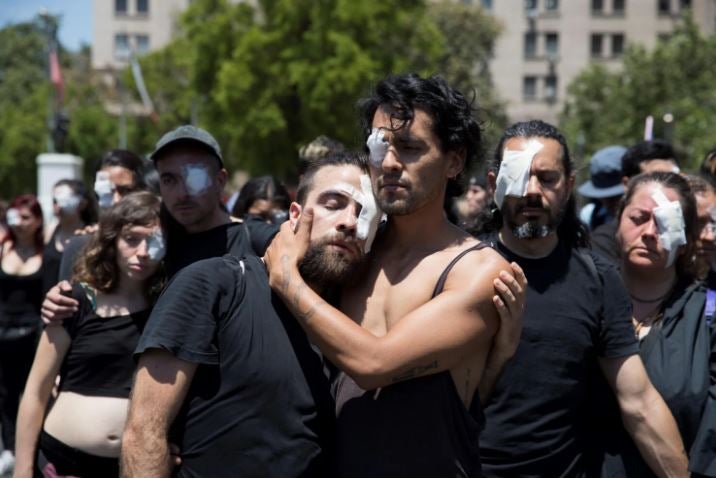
[621,140,679,179]
[73,192,165,301]
[477,120,588,249]
[358,73,482,200]
[232,175,291,218]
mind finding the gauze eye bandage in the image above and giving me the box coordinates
[94,172,114,209]
[54,185,81,213]
[366,128,389,168]
[6,208,21,226]
[146,229,166,262]
[182,165,212,196]
[651,188,687,268]
[335,175,383,254]
[494,139,544,209]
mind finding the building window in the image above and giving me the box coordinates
[135,35,150,54]
[546,0,559,10]
[591,33,603,58]
[658,0,671,14]
[115,0,127,14]
[545,33,559,57]
[524,76,537,100]
[545,75,558,101]
[613,0,625,13]
[480,0,493,9]
[611,34,625,56]
[137,0,149,14]
[114,33,129,60]
[524,0,538,9]
[524,32,537,58]
[679,0,691,10]
[592,0,604,13]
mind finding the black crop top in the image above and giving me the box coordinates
[56,283,150,398]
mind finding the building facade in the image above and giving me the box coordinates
[92,0,190,71]
[483,0,716,124]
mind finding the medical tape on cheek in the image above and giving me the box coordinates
[54,185,81,212]
[366,128,389,168]
[94,172,114,209]
[334,177,382,254]
[182,165,212,196]
[6,208,21,226]
[494,139,544,209]
[651,188,687,267]
[146,229,166,262]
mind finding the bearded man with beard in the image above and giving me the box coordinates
[121,152,372,478]
[476,120,688,478]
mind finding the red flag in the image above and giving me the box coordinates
[49,49,64,102]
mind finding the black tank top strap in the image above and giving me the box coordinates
[431,242,490,298]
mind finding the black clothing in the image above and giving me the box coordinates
[165,221,252,277]
[37,430,119,478]
[332,244,489,478]
[58,234,90,282]
[57,283,149,399]
[0,332,36,451]
[243,215,280,256]
[479,235,638,478]
[135,255,330,477]
[590,221,620,266]
[600,281,716,478]
[42,227,64,294]
[0,251,43,452]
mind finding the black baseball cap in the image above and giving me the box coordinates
[150,125,223,167]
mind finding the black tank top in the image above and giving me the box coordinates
[42,227,64,294]
[0,245,43,338]
[333,243,488,478]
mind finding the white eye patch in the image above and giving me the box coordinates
[6,208,21,226]
[182,165,212,196]
[366,128,389,168]
[94,172,114,209]
[334,174,382,254]
[494,139,544,208]
[146,229,166,262]
[54,185,81,212]
[651,188,687,268]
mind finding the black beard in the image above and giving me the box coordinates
[503,196,567,240]
[298,240,363,288]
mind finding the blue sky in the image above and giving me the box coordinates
[0,0,92,51]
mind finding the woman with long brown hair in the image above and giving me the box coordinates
[13,192,165,478]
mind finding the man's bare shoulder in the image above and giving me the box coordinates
[440,239,510,299]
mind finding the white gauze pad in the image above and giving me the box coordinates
[366,128,389,167]
[6,208,21,226]
[651,188,686,267]
[183,165,212,196]
[494,139,544,208]
[335,175,382,254]
[54,185,81,212]
[94,172,114,208]
[146,229,166,262]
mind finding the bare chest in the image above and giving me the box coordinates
[1,251,41,275]
[341,258,443,336]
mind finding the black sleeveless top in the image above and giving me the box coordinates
[332,244,488,478]
[0,245,43,338]
[42,227,64,294]
[57,283,150,398]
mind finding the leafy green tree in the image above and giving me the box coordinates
[561,17,716,171]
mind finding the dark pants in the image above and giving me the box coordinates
[36,431,119,478]
[0,332,37,451]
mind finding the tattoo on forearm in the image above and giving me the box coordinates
[391,360,438,383]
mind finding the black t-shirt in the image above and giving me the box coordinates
[58,283,149,398]
[243,215,280,256]
[135,255,331,478]
[165,222,252,277]
[58,234,90,282]
[479,236,638,478]
[590,221,620,267]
